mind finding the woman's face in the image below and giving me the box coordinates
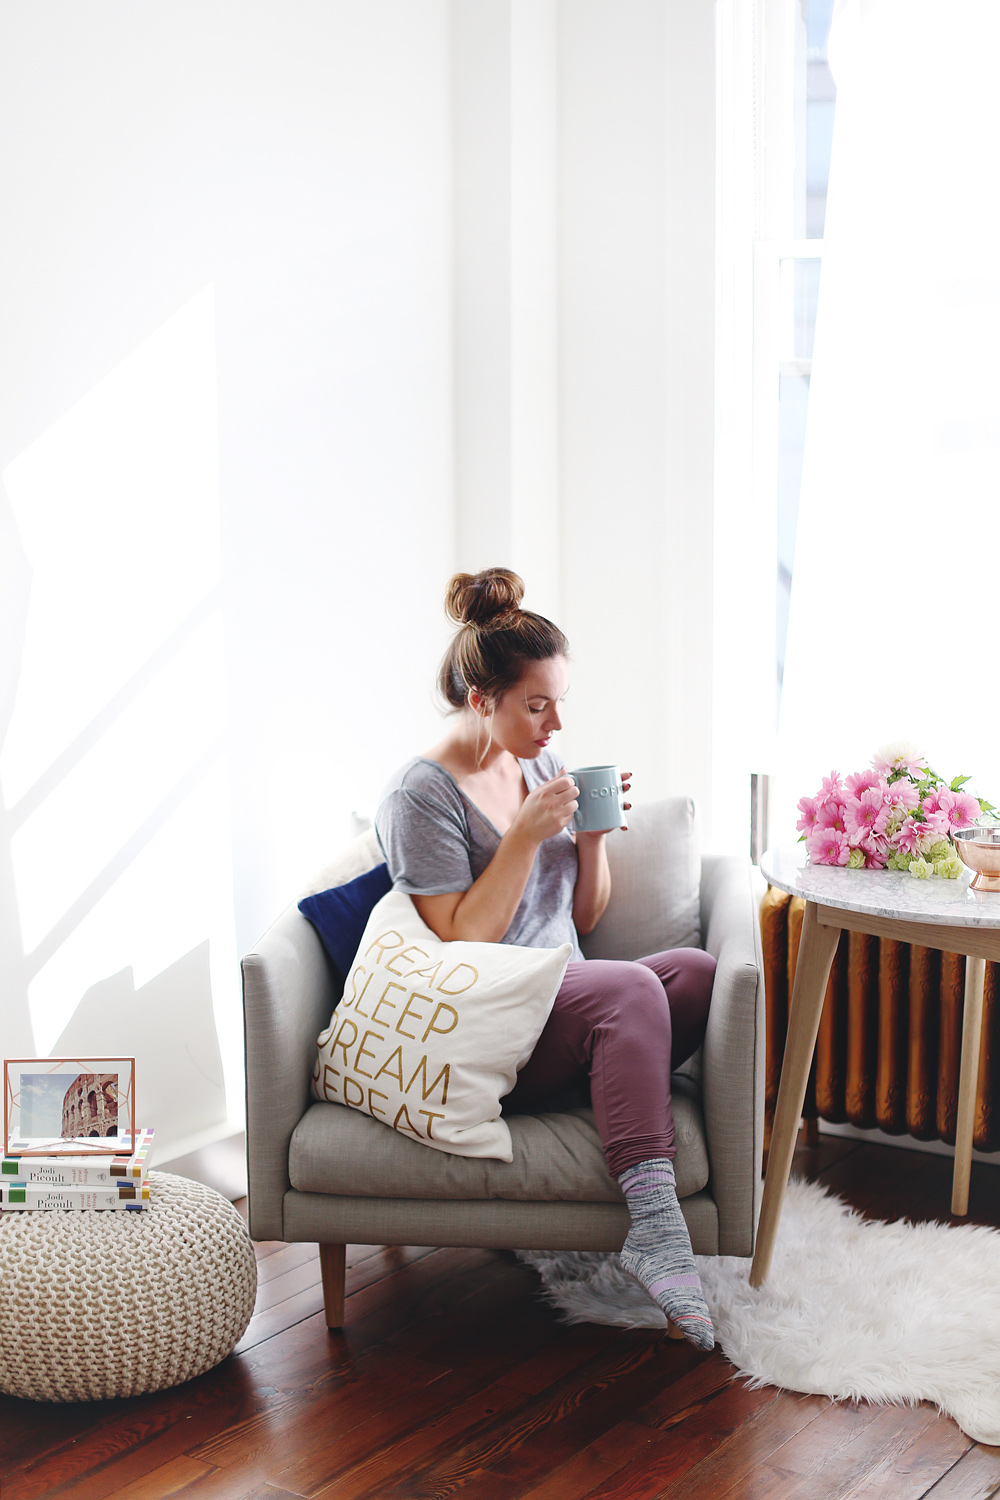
[476,655,569,760]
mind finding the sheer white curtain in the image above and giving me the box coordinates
[775,0,1000,836]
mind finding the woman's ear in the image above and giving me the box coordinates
[468,687,491,718]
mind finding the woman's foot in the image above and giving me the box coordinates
[617,1159,715,1350]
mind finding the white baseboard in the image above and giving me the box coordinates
[818,1118,1000,1166]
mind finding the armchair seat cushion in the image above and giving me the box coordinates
[288,1074,708,1203]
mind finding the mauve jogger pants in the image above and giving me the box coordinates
[505,949,717,1178]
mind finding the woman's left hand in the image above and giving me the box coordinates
[576,771,632,839]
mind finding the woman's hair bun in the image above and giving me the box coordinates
[444,568,525,628]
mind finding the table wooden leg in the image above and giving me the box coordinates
[952,954,986,1217]
[750,902,841,1288]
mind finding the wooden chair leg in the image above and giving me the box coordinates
[952,955,987,1216]
[319,1242,346,1328]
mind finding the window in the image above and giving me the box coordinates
[756,0,838,716]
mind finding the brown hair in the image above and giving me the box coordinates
[437,567,569,711]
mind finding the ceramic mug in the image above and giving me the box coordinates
[569,765,626,833]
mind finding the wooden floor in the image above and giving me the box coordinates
[3,1135,1000,1500]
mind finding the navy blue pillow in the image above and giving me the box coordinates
[298,862,393,976]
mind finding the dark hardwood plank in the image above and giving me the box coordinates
[791,1135,864,1178]
[0,1397,110,1474]
[375,1335,704,1497]
[103,1454,216,1498]
[262,1278,640,1498]
[568,1385,789,1500]
[809,1141,932,1220]
[922,1444,1000,1499]
[650,1390,833,1499]
[191,1352,446,1471]
[192,1263,560,1489]
[739,1400,946,1500]
[252,1238,290,1260]
[836,1407,971,1500]
[251,1251,323,1313]
[500,1320,627,1397]
[631,1353,740,1428]
[108,1462,302,1500]
[311,1380,529,1499]
[267,1366,531,1496]
[254,1240,319,1283]
[8,1360,265,1500]
[236,1244,487,1354]
[249,1243,437,1321]
[511,1421,678,1500]
[223,1250,500,1409]
[234,1280,327,1352]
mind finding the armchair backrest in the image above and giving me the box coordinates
[579,797,702,959]
[301,798,703,962]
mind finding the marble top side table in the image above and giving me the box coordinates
[751,846,1000,1287]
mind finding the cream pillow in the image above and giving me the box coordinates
[311,891,572,1161]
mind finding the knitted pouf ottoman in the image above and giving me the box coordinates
[0,1171,257,1402]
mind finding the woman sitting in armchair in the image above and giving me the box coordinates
[374,566,717,1349]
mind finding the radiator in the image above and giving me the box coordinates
[760,886,1000,1151]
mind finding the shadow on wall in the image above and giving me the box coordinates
[52,942,227,1150]
[0,482,33,1055]
[0,290,240,1157]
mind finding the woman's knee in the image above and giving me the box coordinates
[621,961,672,1023]
[679,947,717,991]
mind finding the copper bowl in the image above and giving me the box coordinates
[954,825,1000,892]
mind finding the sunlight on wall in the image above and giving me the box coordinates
[1,287,241,1147]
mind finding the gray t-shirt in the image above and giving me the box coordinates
[375,749,582,959]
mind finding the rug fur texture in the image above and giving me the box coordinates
[517,1177,1000,1445]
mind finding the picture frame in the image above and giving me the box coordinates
[3,1058,136,1157]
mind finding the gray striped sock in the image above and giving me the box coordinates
[617,1158,714,1350]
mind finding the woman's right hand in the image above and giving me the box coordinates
[512,772,579,845]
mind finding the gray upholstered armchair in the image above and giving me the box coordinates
[241,798,765,1328]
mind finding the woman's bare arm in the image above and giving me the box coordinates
[412,773,578,942]
[572,833,612,934]
[571,770,632,935]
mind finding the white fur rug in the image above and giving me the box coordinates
[517,1178,1000,1445]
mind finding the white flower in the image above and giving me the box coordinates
[873,740,927,778]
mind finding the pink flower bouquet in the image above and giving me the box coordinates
[798,742,997,879]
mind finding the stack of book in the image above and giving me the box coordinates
[0,1127,154,1212]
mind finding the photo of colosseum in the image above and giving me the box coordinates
[60,1073,119,1138]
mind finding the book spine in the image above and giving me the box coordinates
[1,1183,150,1210]
[109,1147,153,1180]
[1,1164,116,1186]
[2,1129,154,1182]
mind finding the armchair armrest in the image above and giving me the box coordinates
[242,906,339,1241]
[699,853,765,1255]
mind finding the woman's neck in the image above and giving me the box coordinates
[424,710,514,780]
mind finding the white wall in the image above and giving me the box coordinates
[0,0,720,1158]
[0,1,455,1158]
[558,1,716,811]
[451,0,718,816]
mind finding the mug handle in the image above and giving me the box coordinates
[567,772,583,830]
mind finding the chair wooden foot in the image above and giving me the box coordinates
[666,1318,685,1340]
[319,1242,346,1328]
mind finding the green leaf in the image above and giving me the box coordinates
[950,775,971,791]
